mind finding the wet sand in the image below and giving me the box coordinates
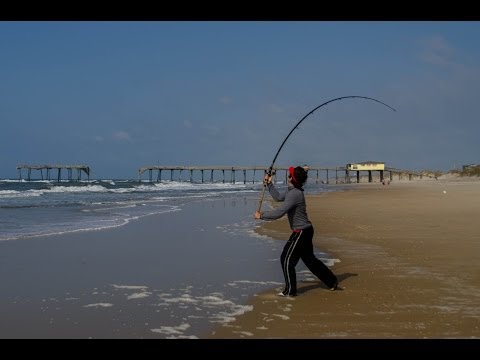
[209,179,480,338]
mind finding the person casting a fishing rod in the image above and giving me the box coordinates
[254,166,338,297]
[253,96,395,296]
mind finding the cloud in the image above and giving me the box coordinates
[112,131,132,142]
[419,35,455,67]
[94,135,104,142]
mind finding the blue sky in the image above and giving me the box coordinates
[1,21,479,179]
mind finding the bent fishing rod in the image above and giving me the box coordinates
[257,95,396,212]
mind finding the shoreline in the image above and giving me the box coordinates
[208,180,480,338]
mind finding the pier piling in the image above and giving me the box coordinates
[16,164,90,182]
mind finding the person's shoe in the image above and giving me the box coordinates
[329,282,338,291]
[277,291,297,297]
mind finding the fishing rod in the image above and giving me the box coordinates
[257,95,396,212]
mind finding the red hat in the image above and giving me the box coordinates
[288,166,298,185]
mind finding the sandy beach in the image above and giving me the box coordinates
[208,178,480,338]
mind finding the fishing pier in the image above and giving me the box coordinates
[16,164,90,182]
[138,166,346,184]
[137,165,415,184]
[13,163,422,184]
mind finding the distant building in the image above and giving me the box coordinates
[346,161,385,171]
[345,161,386,184]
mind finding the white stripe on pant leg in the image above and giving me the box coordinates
[283,230,302,294]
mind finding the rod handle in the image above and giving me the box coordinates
[257,183,267,212]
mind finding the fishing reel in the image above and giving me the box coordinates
[263,169,276,185]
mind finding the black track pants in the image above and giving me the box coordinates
[280,226,337,295]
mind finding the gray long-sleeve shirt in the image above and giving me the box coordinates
[261,183,312,230]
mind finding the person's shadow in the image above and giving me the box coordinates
[297,272,358,294]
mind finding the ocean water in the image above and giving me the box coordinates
[0,179,259,241]
[0,178,341,338]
